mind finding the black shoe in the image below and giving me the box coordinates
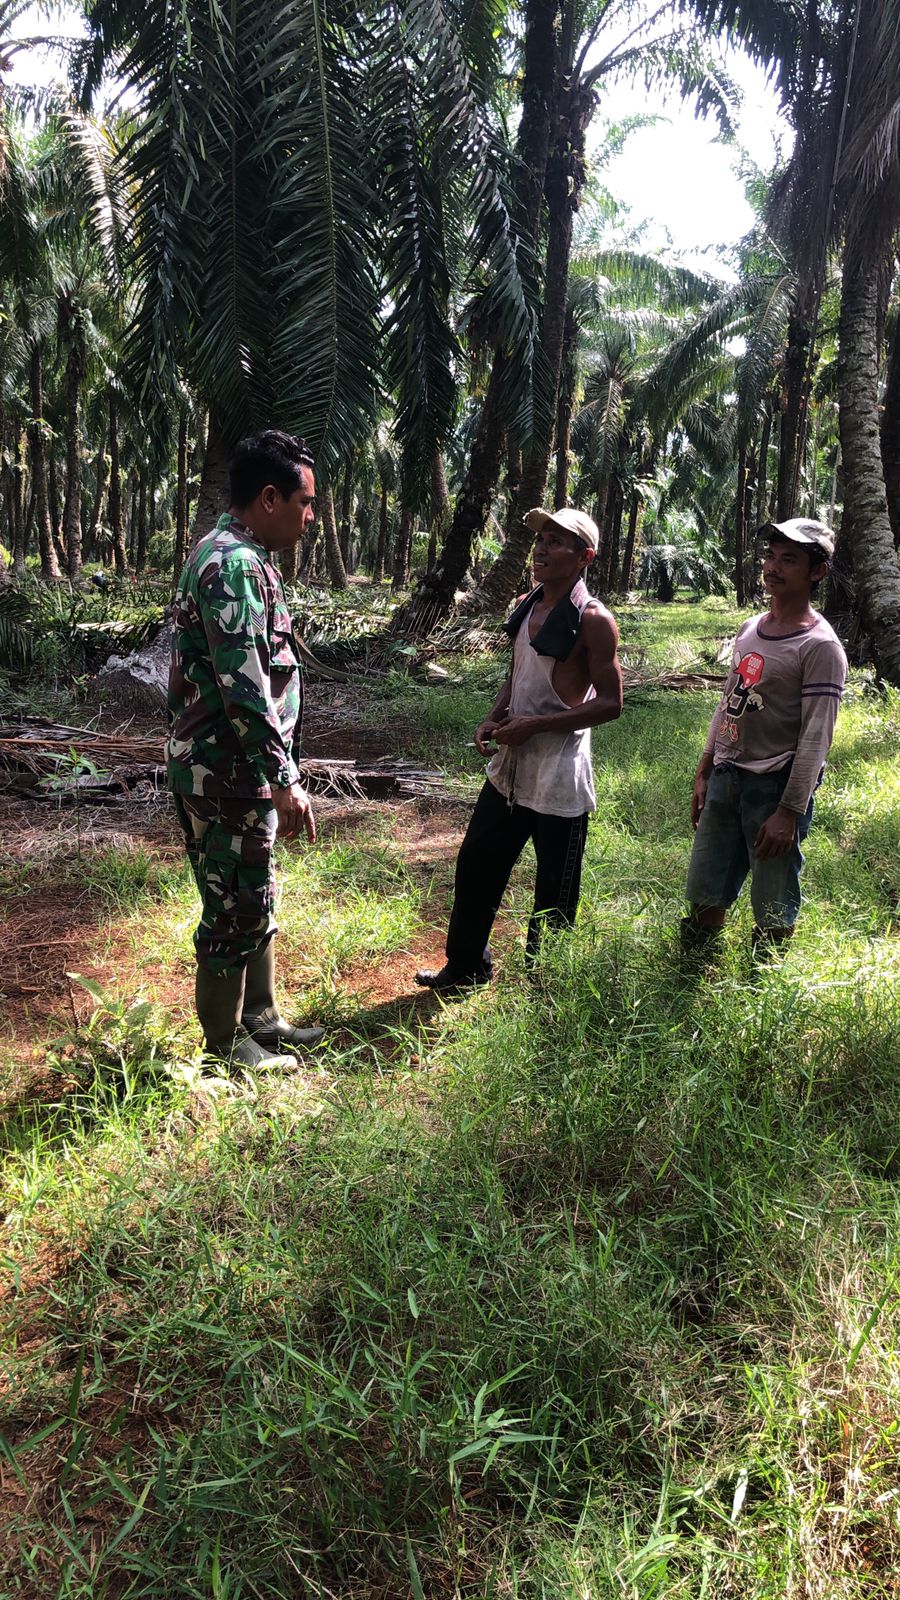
[751,925,794,962]
[678,915,723,971]
[414,964,491,995]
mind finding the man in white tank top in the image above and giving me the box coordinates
[416,507,624,993]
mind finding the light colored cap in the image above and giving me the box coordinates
[524,506,599,554]
[760,517,835,559]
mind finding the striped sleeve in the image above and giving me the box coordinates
[780,635,848,813]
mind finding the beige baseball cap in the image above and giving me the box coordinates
[524,506,599,554]
[759,517,835,559]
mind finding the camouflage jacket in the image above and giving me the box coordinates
[166,514,303,798]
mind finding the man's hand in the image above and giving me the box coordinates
[691,773,709,831]
[474,719,502,756]
[272,781,316,844]
[493,714,543,748]
[754,804,797,860]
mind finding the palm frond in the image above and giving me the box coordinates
[734,270,794,435]
[369,10,459,502]
[640,275,763,431]
[570,245,722,309]
[265,0,382,463]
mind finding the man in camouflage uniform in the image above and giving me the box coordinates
[167,430,323,1068]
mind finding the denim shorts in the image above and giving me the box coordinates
[685,763,815,929]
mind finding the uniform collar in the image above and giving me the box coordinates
[217,512,267,555]
[503,577,591,661]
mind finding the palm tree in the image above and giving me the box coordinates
[690,0,900,681]
[0,115,61,578]
[638,510,729,601]
[464,4,739,617]
[0,94,128,580]
[78,0,533,539]
[834,0,900,682]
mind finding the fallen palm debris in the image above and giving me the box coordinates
[0,720,445,803]
[621,667,726,691]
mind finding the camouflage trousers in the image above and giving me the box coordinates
[173,794,278,975]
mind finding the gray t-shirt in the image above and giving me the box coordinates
[703,613,847,813]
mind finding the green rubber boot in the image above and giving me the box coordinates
[241,938,325,1052]
[195,963,295,1071]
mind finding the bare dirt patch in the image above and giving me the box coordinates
[0,772,471,1093]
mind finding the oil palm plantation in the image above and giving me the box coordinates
[0,93,128,579]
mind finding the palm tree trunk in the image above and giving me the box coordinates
[427,448,451,573]
[48,452,65,570]
[618,491,641,594]
[735,439,748,605]
[755,405,772,531]
[108,394,126,576]
[768,413,780,519]
[553,310,577,509]
[29,344,61,581]
[24,484,35,554]
[807,402,820,516]
[777,299,813,520]
[136,468,149,571]
[838,245,900,685]
[127,475,139,565]
[392,504,413,590]
[589,479,611,585]
[1,420,19,574]
[86,434,109,564]
[63,333,85,582]
[374,480,389,583]
[4,471,12,574]
[881,305,900,545]
[470,79,593,614]
[190,413,230,545]
[12,430,26,575]
[393,354,508,628]
[298,521,320,581]
[322,484,348,589]
[603,483,623,594]
[173,407,189,584]
[339,454,354,570]
[279,541,298,583]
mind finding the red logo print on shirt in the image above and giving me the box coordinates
[722,651,765,741]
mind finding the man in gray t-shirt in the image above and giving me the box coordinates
[683,518,847,956]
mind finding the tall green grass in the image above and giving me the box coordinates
[2,601,898,1598]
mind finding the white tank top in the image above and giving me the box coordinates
[486,597,596,816]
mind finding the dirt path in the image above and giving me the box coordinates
[0,682,498,1100]
[0,785,473,1077]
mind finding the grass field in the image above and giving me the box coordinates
[2,599,899,1598]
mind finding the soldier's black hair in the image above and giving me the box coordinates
[229,430,315,508]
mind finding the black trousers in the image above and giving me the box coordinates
[445,780,589,975]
